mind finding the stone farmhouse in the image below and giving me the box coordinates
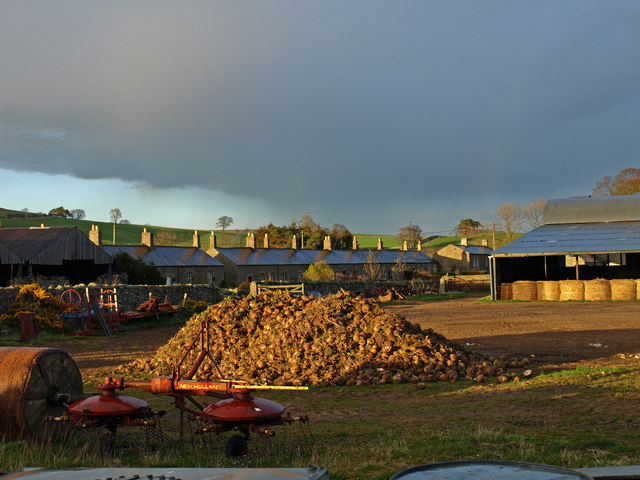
[433,237,493,273]
[208,232,436,286]
[99,228,225,286]
[0,225,435,288]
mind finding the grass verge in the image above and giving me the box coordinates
[2,362,639,478]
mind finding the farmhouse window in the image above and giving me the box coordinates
[281,272,287,282]
[186,272,193,283]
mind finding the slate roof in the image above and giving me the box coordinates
[493,222,640,256]
[464,246,493,255]
[104,245,224,267]
[213,247,433,266]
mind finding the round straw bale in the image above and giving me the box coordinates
[537,281,560,301]
[512,281,537,301]
[636,280,640,300]
[610,279,636,301]
[559,280,584,301]
[584,279,611,301]
[500,283,512,301]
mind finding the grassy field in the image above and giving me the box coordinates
[0,303,638,479]
[1,361,638,478]
[422,232,524,252]
[1,206,526,252]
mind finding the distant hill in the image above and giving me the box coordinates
[1,207,522,250]
[421,232,523,253]
[0,207,46,220]
[0,212,397,249]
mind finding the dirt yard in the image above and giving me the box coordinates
[387,295,640,369]
[61,296,640,374]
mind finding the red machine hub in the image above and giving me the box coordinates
[67,378,151,426]
[202,390,286,423]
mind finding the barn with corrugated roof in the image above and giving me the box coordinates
[490,195,640,299]
[0,226,113,285]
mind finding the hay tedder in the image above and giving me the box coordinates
[0,317,311,458]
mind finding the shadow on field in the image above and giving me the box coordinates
[454,328,640,364]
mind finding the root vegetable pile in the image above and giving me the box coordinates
[121,290,527,386]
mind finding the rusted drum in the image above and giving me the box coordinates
[0,347,83,440]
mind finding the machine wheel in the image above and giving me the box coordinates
[225,435,248,457]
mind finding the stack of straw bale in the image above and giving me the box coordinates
[584,279,611,301]
[512,281,538,301]
[559,280,584,301]
[500,283,512,301]
[537,281,560,301]
[610,279,636,301]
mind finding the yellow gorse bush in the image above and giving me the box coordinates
[0,283,64,331]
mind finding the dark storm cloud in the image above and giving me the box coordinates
[1,1,640,230]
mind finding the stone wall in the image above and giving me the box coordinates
[0,284,217,313]
[301,281,427,296]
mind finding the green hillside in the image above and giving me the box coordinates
[353,234,401,249]
[421,232,523,252]
[1,207,522,250]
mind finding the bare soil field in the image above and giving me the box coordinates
[387,295,640,369]
[63,296,640,374]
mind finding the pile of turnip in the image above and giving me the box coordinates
[120,290,528,386]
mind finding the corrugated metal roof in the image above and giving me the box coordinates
[493,221,640,256]
[0,242,23,264]
[0,227,112,264]
[0,227,74,260]
[104,245,224,267]
[213,247,433,266]
[543,195,640,224]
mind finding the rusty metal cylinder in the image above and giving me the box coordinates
[0,347,83,440]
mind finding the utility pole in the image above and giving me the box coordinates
[492,223,496,250]
[112,223,116,245]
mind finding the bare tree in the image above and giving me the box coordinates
[494,202,523,242]
[300,214,319,231]
[363,250,383,281]
[70,209,86,220]
[392,257,407,280]
[216,215,233,231]
[592,168,640,196]
[109,208,122,224]
[523,199,546,230]
[397,222,422,249]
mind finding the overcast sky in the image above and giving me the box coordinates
[1,1,639,235]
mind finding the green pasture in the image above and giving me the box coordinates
[0,361,638,479]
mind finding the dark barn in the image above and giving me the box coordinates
[0,226,113,285]
[490,195,640,299]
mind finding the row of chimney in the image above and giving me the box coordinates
[241,232,410,251]
[460,237,489,247]
[88,225,425,252]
